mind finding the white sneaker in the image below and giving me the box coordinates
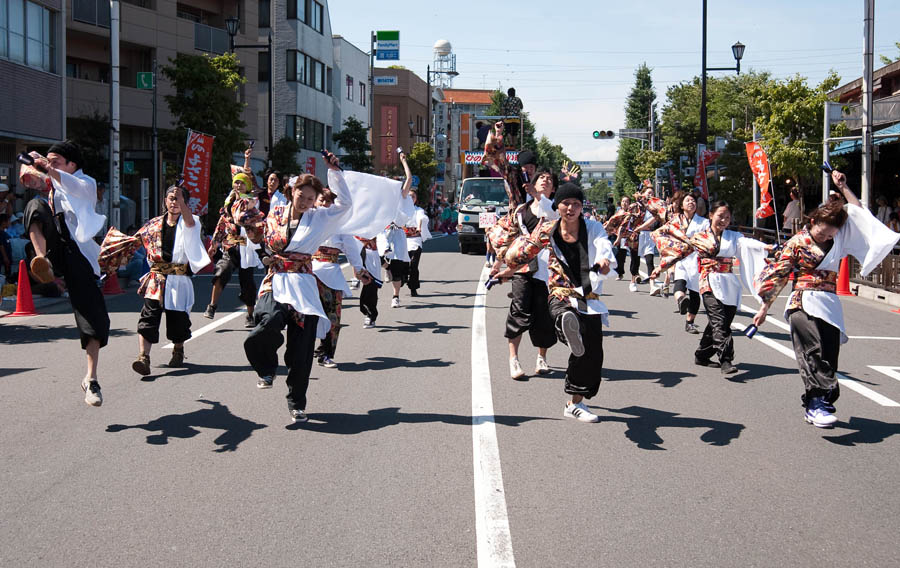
[391,296,400,308]
[509,357,525,380]
[559,311,585,357]
[628,282,638,293]
[350,279,360,289]
[564,401,599,423]
[535,355,550,375]
[362,317,374,328]
[318,356,337,368]
[649,280,662,296]
[82,379,102,407]
[804,398,838,428]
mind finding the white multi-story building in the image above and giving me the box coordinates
[331,35,369,158]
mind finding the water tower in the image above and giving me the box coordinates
[432,40,456,89]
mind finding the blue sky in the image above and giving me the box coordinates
[328,0,900,161]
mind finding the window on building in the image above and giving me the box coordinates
[286,50,308,84]
[258,51,269,82]
[325,125,332,151]
[326,66,332,96]
[313,59,324,91]
[311,1,322,33]
[287,0,306,22]
[359,81,366,106]
[73,0,110,28]
[346,75,353,100]
[258,0,270,28]
[286,50,296,81]
[2,0,56,72]
[311,120,324,151]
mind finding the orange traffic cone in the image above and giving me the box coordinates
[8,260,38,317]
[102,272,125,295]
[836,257,852,296]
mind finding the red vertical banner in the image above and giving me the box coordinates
[182,129,214,216]
[745,141,774,218]
[668,168,679,192]
[380,105,398,167]
[693,149,720,200]
[460,113,471,151]
[305,157,316,174]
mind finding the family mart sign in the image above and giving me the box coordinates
[376,31,399,60]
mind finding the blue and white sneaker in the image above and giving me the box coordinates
[805,397,837,428]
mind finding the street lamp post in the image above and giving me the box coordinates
[699,0,745,146]
[225,17,274,168]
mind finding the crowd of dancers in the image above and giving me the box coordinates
[16,132,900,428]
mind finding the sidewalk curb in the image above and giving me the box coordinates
[855,282,900,309]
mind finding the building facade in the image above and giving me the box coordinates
[372,67,427,175]
[0,0,65,212]
[330,34,368,158]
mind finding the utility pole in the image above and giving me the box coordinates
[109,0,121,229]
[369,31,375,155]
[861,0,874,208]
[152,57,158,215]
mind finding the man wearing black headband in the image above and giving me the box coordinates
[22,140,110,406]
[494,183,617,423]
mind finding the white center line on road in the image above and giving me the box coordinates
[869,366,900,383]
[162,308,247,349]
[730,323,900,407]
[471,265,516,568]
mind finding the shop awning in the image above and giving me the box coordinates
[830,121,900,156]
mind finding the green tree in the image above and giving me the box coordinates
[66,111,110,182]
[753,72,842,196]
[633,148,667,184]
[268,136,301,175]
[707,140,754,225]
[160,52,247,222]
[332,116,373,173]
[614,63,656,195]
[535,135,572,172]
[406,142,438,203]
[879,41,900,65]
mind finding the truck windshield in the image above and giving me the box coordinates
[460,180,507,205]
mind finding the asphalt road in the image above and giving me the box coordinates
[1,234,898,567]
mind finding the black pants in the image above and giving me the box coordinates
[696,293,736,364]
[138,298,192,344]
[788,309,841,407]
[505,274,557,349]
[212,247,257,308]
[673,280,701,316]
[643,254,655,276]
[549,298,604,399]
[387,259,409,283]
[407,248,422,291]
[244,292,319,411]
[359,281,379,322]
[25,198,110,349]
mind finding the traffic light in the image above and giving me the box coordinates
[592,130,615,139]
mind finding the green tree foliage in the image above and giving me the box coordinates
[707,140,754,225]
[535,136,572,172]
[879,41,900,65]
[268,137,301,175]
[633,148,667,184]
[160,52,247,222]
[332,116,373,173]
[406,142,438,203]
[753,72,841,194]
[659,71,772,169]
[66,111,110,182]
[614,64,656,195]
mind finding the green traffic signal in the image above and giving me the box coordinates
[592,130,614,139]
[593,130,601,139]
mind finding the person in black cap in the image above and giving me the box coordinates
[493,183,617,423]
[21,140,110,407]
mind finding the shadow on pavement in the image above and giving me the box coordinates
[607,309,638,319]
[336,356,453,372]
[823,416,900,446]
[0,323,132,344]
[139,362,256,382]
[604,330,661,338]
[593,405,744,450]
[375,321,468,334]
[288,406,556,434]
[106,399,266,452]
[0,367,39,378]
[725,362,793,384]
[604,368,696,388]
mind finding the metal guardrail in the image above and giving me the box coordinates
[194,23,229,55]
